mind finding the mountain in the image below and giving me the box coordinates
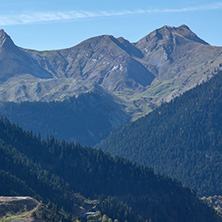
[32,35,155,90]
[0,90,129,146]
[0,25,222,120]
[0,29,52,82]
[98,70,222,197]
[133,25,222,111]
[0,117,221,222]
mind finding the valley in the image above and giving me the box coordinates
[1,23,222,221]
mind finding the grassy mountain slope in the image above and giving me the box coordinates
[98,71,222,196]
[0,117,220,222]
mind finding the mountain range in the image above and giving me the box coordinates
[1,24,222,221]
[1,25,222,119]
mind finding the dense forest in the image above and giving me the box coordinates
[98,71,222,196]
[0,91,129,146]
[0,117,220,222]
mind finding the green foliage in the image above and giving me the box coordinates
[0,116,221,221]
[0,92,128,146]
[98,71,222,196]
[97,197,142,222]
[35,202,75,222]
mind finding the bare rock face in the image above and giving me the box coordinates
[31,35,154,91]
[133,25,222,111]
[0,29,52,81]
[0,25,222,119]
[135,25,210,79]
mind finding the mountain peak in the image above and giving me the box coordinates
[177,24,190,30]
[161,24,190,30]
[158,24,208,45]
[162,25,175,29]
[0,29,16,48]
[0,29,6,35]
[136,24,208,50]
[0,29,8,41]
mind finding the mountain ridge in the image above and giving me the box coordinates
[0,29,52,82]
[0,25,222,120]
[0,90,130,146]
[97,70,222,197]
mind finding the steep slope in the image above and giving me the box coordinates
[0,90,129,146]
[136,24,209,80]
[25,34,154,94]
[134,24,222,107]
[0,29,52,81]
[98,70,222,196]
[0,25,222,120]
[46,35,154,89]
[0,117,220,222]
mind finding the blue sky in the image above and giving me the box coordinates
[0,0,222,50]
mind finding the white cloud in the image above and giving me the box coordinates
[0,2,222,26]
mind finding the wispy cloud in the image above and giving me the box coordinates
[0,2,222,26]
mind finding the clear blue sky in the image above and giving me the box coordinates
[0,0,222,50]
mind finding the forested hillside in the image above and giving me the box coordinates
[98,71,222,196]
[0,91,129,146]
[0,117,220,222]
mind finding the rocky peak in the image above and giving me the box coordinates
[0,29,16,49]
[172,25,208,45]
[0,29,8,46]
[135,24,208,56]
[138,25,207,44]
[0,29,7,36]
[177,24,190,30]
[67,34,143,60]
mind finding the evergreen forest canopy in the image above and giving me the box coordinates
[0,91,129,146]
[0,117,220,222]
[98,70,222,197]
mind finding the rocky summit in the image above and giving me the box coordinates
[0,25,222,119]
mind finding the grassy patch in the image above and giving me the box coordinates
[0,210,30,222]
[147,79,180,98]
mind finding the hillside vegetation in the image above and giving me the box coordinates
[0,117,220,221]
[0,91,129,146]
[98,71,222,196]
[0,196,82,222]
[0,196,38,220]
